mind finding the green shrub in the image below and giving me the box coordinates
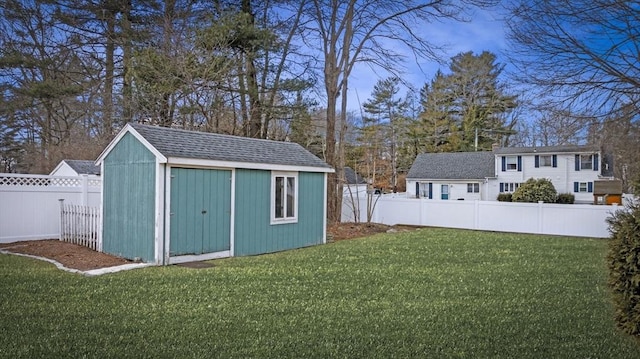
[607,203,640,337]
[497,193,512,202]
[511,178,557,203]
[556,193,575,204]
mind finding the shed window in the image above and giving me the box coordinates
[272,172,298,224]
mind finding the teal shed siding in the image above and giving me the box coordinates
[102,133,156,262]
[234,169,325,256]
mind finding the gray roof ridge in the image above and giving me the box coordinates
[493,144,599,153]
[129,122,305,147]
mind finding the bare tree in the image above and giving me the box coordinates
[305,0,495,222]
[505,0,640,118]
[589,104,640,192]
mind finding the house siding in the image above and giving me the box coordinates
[50,163,78,177]
[234,169,324,256]
[102,132,156,262]
[491,152,601,203]
[407,180,485,201]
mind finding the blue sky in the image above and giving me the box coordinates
[345,6,509,112]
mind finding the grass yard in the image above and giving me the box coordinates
[1,228,639,358]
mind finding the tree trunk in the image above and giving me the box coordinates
[325,90,339,222]
[242,0,263,139]
[103,9,116,137]
[121,0,133,124]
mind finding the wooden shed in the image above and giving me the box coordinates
[593,179,623,205]
[95,123,333,265]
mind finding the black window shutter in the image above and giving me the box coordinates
[501,156,506,172]
[534,155,539,168]
[517,156,522,172]
[500,183,504,192]
[588,182,593,192]
[428,183,433,199]
[575,155,580,171]
[415,182,420,198]
[593,154,599,171]
[552,155,557,168]
[574,182,579,192]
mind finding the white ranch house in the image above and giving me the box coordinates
[406,145,614,203]
[342,166,367,197]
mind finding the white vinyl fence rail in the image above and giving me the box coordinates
[59,201,101,251]
[0,173,101,243]
[342,195,624,238]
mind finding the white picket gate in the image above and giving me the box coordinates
[59,200,101,251]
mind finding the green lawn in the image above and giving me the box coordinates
[1,228,639,358]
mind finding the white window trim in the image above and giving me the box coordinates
[580,154,593,170]
[505,156,518,171]
[539,155,552,167]
[271,171,298,225]
[578,182,588,192]
[441,184,449,200]
[501,182,521,193]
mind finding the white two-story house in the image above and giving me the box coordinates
[407,145,613,203]
[491,145,609,203]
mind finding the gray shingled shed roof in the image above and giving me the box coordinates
[494,145,599,155]
[130,123,331,170]
[407,151,495,180]
[65,160,101,175]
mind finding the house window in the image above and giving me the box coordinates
[441,184,449,200]
[579,182,588,192]
[419,183,432,199]
[539,155,552,167]
[500,182,521,193]
[574,181,593,193]
[505,156,518,171]
[580,155,593,170]
[575,154,599,171]
[272,172,297,224]
[467,183,479,193]
[535,154,557,168]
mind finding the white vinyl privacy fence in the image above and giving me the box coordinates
[342,195,622,238]
[0,174,101,243]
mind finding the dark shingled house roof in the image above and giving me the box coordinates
[64,160,101,175]
[407,151,495,180]
[344,167,366,184]
[130,123,331,170]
